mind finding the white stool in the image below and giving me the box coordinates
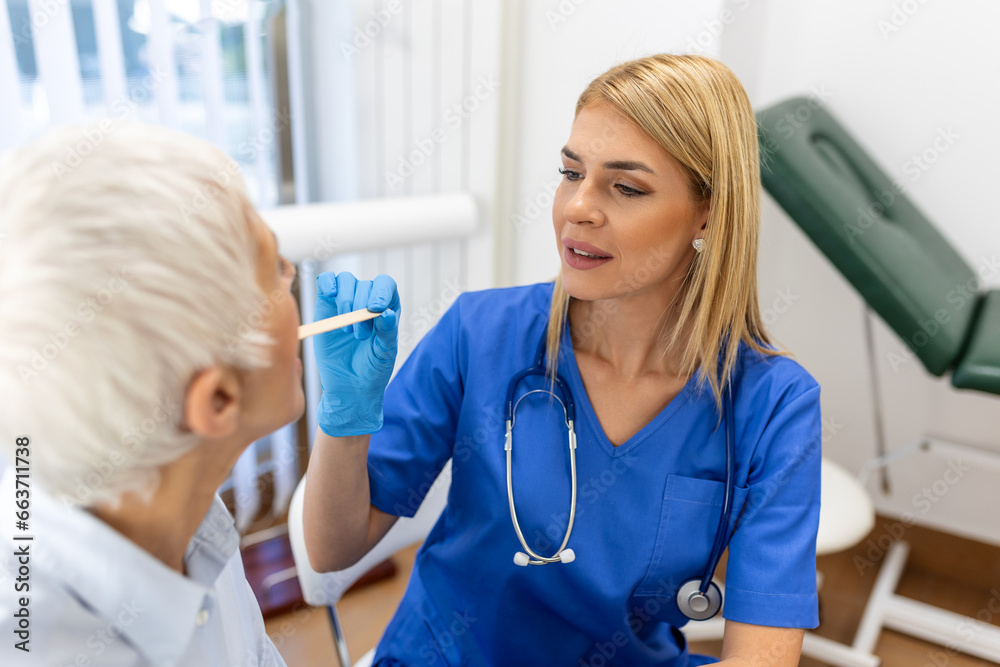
[817,458,876,555]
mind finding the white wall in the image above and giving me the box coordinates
[722,0,1000,545]
[508,0,726,284]
[507,0,1000,545]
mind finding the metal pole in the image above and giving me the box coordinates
[863,305,891,494]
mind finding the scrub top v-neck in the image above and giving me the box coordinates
[560,326,699,456]
[365,282,822,667]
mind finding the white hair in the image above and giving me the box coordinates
[0,123,274,508]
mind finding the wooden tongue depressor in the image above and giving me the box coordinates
[298,308,381,340]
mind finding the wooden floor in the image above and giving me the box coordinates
[265,517,1000,666]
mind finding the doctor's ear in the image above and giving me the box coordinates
[184,366,243,439]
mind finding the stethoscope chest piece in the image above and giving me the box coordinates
[676,578,723,620]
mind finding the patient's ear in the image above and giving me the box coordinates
[184,367,242,439]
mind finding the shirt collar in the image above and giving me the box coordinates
[5,469,241,667]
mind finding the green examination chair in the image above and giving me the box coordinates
[755,97,1000,665]
[756,97,1000,394]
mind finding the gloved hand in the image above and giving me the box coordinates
[313,272,400,437]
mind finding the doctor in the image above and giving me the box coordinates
[303,54,821,666]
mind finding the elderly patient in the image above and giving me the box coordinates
[0,124,314,665]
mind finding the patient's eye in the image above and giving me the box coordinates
[279,256,297,290]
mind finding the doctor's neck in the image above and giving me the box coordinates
[568,288,694,381]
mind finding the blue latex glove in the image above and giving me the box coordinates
[313,272,400,437]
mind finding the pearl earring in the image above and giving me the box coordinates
[692,238,706,253]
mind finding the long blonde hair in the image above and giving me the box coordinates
[546,54,786,415]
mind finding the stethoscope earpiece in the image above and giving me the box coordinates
[513,548,575,567]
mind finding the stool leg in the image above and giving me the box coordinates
[328,604,352,667]
[853,540,909,654]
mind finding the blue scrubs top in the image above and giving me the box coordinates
[367,283,822,667]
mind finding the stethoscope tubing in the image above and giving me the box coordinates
[701,383,735,592]
[505,324,736,616]
[505,393,578,564]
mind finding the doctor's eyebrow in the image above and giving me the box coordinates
[561,147,656,175]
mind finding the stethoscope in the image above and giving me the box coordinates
[504,328,736,621]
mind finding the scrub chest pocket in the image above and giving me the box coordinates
[632,474,750,612]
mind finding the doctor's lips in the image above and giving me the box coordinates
[563,239,613,270]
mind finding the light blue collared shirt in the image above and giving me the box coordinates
[0,465,286,666]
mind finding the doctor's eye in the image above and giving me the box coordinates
[558,167,582,181]
[615,183,645,198]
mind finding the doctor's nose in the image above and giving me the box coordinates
[562,180,607,227]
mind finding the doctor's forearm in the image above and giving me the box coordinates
[302,429,392,572]
[718,620,803,667]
